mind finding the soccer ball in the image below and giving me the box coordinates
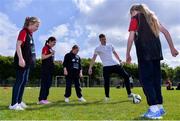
[133,94,142,104]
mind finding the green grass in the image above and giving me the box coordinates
[0,87,180,120]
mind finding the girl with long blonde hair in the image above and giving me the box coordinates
[126,4,178,119]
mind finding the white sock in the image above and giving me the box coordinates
[150,105,159,113]
[158,104,164,109]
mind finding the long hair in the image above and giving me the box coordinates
[23,16,40,28]
[130,4,160,37]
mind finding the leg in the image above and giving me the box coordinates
[39,72,48,101]
[39,70,48,101]
[103,67,111,97]
[114,65,131,95]
[11,68,26,105]
[45,73,53,100]
[18,68,30,103]
[74,78,82,98]
[152,60,163,105]
[138,60,157,106]
[64,77,72,98]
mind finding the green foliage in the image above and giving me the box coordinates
[0,55,179,86]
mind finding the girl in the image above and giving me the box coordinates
[38,37,56,104]
[9,17,40,110]
[126,4,179,119]
[63,45,86,103]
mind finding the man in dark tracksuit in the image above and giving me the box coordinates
[63,45,86,103]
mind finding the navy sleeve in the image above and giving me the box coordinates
[79,57,82,70]
[63,54,69,68]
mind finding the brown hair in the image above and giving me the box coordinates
[130,4,160,37]
[99,34,106,39]
[45,36,56,45]
[23,16,40,28]
[72,45,79,50]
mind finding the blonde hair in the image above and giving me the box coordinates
[130,4,160,37]
[23,16,40,28]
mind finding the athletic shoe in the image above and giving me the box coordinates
[9,103,24,111]
[128,93,135,100]
[160,108,166,116]
[43,100,51,104]
[65,98,70,103]
[37,100,49,105]
[104,97,110,102]
[19,102,28,108]
[142,109,162,119]
[78,97,86,102]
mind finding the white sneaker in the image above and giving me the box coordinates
[9,103,24,111]
[19,102,28,108]
[78,97,86,102]
[65,98,70,103]
[104,97,110,102]
[128,93,135,100]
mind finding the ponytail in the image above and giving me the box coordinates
[23,16,40,28]
[44,36,56,46]
[45,40,49,45]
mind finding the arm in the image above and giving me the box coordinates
[42,48,55,60]
[63,54,69,76]
[42,53,54,60]
[79,57,83,77]
[113,50,122,64]
[159,24,179,57]
[88,54,97,75]
[16,41,25,67]
[126,31,135,64]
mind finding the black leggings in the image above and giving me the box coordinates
[103,65,131,97]
[39,71,52,101]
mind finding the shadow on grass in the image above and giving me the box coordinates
[26,99,130,111]
[133,116,156,120]
[0,100,130,111]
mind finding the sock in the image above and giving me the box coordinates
[158,104,164,109]
[150,105,159,113]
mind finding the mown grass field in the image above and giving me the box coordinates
[0,87,180,120]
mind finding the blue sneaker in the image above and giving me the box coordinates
[143,109,162,119]
[160,108,166,116]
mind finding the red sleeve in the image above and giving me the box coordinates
[42,46,49,55]
[17,30,27,43]
[128,18,138,32]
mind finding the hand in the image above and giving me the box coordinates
[171,47,179,57]
[79,73,83,78]
[119,60,124,66]
[51,50,55,56]
[120,61,126,66]
[19,58,25,67]
[88,68,92,75]
[64,69,68,76]
[126,53,132,64]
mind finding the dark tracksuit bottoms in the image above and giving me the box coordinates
[39,71,53,101]
[138,60,163,106]
[103,64,131,97]
[64,75,82,98]
[11,67,30,105]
